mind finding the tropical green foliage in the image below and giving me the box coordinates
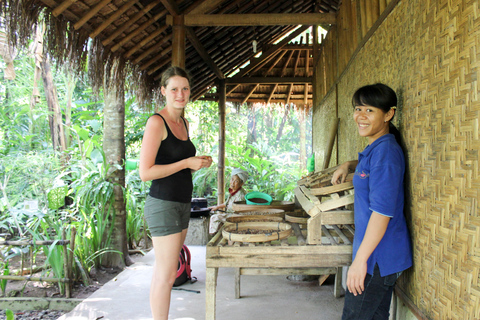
[0,44,311,296]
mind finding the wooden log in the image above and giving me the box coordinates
[0,240,70,246]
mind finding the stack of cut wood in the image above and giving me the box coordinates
[295,168,355,245]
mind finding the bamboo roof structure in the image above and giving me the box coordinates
[0,0,340,106]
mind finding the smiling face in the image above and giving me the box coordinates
[229,174,244,192]
[353,105,394,144]
[161,75,190,110]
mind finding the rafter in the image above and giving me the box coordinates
[186,27,224,79]
[102,1,161,46]
[242,84,259,104]
[90,0,138,39]
[178,13,336,26]
[232,25,310,79]
[112,9,167,52]
[124,25,168,58]
[133,35,172,64]
[141,45,172,71]
[226,77,311,84]
[52,0,77,17]
[73,0,111,30]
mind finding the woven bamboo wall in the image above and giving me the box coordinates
[313,0,480,319]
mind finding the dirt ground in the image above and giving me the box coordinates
[2,251,147,299]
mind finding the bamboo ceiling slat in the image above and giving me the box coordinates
[111,9,167,52]
[133,34,171,64]
[124,24,168,57]
[141,44,171,71]
[52,0,77,17]
[73,0,111,30]
[90,0,138,39]
[102,1,161,46]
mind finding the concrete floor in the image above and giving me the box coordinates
[57,246,345,320]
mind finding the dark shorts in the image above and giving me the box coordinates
[144,195,191,237]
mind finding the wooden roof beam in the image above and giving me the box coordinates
[142,45,172,71]
[281,50,295,77]
[179,13,336,27]
[286,83,293,104]
[133,34,171,64]
[227,84,240,95]
[52,0,77,17]
[226,77,311,84]
[263,50,287,77]
[186,27,224,79]
[102,0,161,46]
[150,58,172,77]
[112,9,167,52]
[124,25,168,58]
[293,49,301,76]
[242,84,259,104]
[160,0,181,16]
[90,0,138,39]
[188,0,226,14]
[73,0,111,30]
[231,25,310,78]
[267,84,278,104]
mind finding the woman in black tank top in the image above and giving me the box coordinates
[139,66,212,320]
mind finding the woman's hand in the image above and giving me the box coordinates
[331,160,358,185]
[331,163,350,185]
[346,257,367,296]
[187,156,212,171]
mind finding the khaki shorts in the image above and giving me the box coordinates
[144,195,190,237]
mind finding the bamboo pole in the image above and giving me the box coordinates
[0,275,70,283]
[0,240,70,246]
[62,228,70,298]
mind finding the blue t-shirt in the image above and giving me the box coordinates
[352,134,413,277]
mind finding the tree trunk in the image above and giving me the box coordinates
[275,106,289,145]
[41,54,66,152]
[247,103,257,155]
[102,58,130,268]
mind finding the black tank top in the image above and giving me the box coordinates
[148,114,196,203]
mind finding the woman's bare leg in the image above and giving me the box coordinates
[150,232,184,320]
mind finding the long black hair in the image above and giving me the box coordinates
[352,83,402,144]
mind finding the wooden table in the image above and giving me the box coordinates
[205,224,353,320]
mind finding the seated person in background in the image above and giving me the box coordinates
[209,168,248,234]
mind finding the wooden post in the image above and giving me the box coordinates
[171,15,185,68]
[206,267,218,320]
[217,79,226,206]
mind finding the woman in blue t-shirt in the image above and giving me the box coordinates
[139,66,212,320]
[331,83,412,320]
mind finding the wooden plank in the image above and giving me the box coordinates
[239,267,337,276]
[294,186,320,217]
[183,13,337,27]
[207,244,353,256]
[206,254,352,268]
[334,267,344,298]
[307,213,323,244]
[206,267,218,320]
[310,181,354,196]
[321,210,354,225]
[317,194,355,212]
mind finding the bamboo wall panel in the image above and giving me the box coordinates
[313,0,480,319]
